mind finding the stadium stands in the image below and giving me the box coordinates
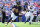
[0,0,40,22]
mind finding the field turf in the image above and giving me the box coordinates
[0,22,40,27]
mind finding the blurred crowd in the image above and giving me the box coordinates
[0,0,40,22]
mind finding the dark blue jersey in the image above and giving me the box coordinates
[13,5,21,16]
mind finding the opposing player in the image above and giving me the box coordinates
[25,5,35,24]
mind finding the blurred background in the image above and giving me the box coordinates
[0,0,40,22]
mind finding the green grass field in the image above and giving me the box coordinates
[0,22,40,27]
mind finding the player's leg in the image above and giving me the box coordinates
[5,17,12,26]
[36,16,39,23]
[12,15,17,22]
[7,14,17,25]
[25,16,29,23]
[7,18,12,24]
[5,12,17,26]
[25,12,30,23]
[9,16,17,25]
[5,16,8,22]
[9,13,15,24]
[33,16,37,22]
[2,12,5,23]
[29,14,34,24]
